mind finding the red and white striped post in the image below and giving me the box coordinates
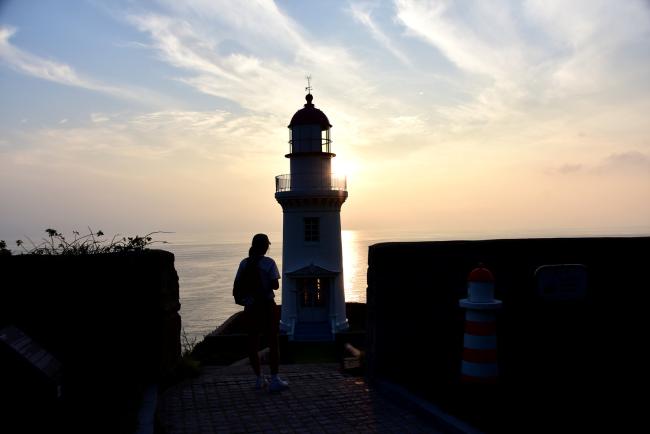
[459,265,502,384]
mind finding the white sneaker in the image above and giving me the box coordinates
[269,375,289,392]
[255,376,268,390]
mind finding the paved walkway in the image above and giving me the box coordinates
[156,363,453,433]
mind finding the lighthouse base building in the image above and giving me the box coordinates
[275,93,348,341]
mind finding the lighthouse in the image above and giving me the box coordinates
[275,90,349,341]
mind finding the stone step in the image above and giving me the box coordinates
[293,321,332,341]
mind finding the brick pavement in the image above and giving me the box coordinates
[156,363,452,433]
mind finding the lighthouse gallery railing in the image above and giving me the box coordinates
[275,174,347,193]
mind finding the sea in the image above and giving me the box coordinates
[164,226,639,342]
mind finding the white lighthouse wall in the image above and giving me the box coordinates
[280,207,347,334]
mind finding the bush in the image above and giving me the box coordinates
[3,228,169,255]
[0,240,11,256]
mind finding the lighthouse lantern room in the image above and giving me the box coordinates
[275,91,348,341]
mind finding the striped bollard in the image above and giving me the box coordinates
[459,265,502,384]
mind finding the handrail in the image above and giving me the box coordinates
[287,138,331,154]
[275,173,347,192]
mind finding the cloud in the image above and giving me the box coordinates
[524,0,650,97]
[157,0,305,52]
[394,0,527,80]
[125,12,310,116]
[4,109,285,167]
[126,15,242,82]
[121,1,425,160]
[551,163,584,174]
[599,151,650,173]
[392,0,650,138]
[349,3,411,66]
[0,27,117,93]
[0,27,60,78]
[550,151,650,176]
[393,0,539,128]
[0,26,174,106]
[91,113,111,123]
[124,5,376,117]
[400,0,649,92]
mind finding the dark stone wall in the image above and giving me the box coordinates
[0,249,181,432]
[366,237,647,432]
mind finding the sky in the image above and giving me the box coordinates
[1,0,649,243]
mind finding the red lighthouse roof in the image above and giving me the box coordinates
[288,94,332,130]
[468,265,494,282]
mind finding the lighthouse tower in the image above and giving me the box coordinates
[275,91,349,341]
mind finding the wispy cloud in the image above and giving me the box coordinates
[395,0,527,80]
[125,13,306,116]
[549,151,650,176]
[349,3,411,66]
[598,151,650,174]
[393,0,540,129]
[121,1,421,161]
[124,3,375,116]
[0,27,121,95]
[6,109,284,165]
[395,0,650,91]
[0,26,174,106]
[555,163,583,174]
[524,0,650,97]
[394,0,650,132]
[91,113,111,123]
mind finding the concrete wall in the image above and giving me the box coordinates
[0,250,181,431]
[366,237,648,431]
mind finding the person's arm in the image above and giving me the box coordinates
[270,258,280,290]
[233,259,246,289]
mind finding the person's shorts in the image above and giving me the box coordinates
[244,301,279,335]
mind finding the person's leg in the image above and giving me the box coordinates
[268,305,280,375]
[266,303,288,391]
[248,332,261,376]
[245,308,261,376]
[264,303,280,375]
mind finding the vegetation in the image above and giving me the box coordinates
[0,240,10,256]
[181,327,199,358]
[1,228,169,255]
[161,328,201,389]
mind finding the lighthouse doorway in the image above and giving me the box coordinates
[296,277,329,322]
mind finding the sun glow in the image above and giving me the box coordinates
[332,157,360,179]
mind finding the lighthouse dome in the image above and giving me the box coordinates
[288,94,331,130]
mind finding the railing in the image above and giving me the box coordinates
[275,173,347,192]
[288,138,331,154]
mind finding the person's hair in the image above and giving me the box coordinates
[249,244,267,258]
[249,233,269,258]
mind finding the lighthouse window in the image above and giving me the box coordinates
[304,217,320,242]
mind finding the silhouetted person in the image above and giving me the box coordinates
[234,233,288,392]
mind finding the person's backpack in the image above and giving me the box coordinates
[233,256,263,306]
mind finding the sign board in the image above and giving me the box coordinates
[534,264,587,301]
